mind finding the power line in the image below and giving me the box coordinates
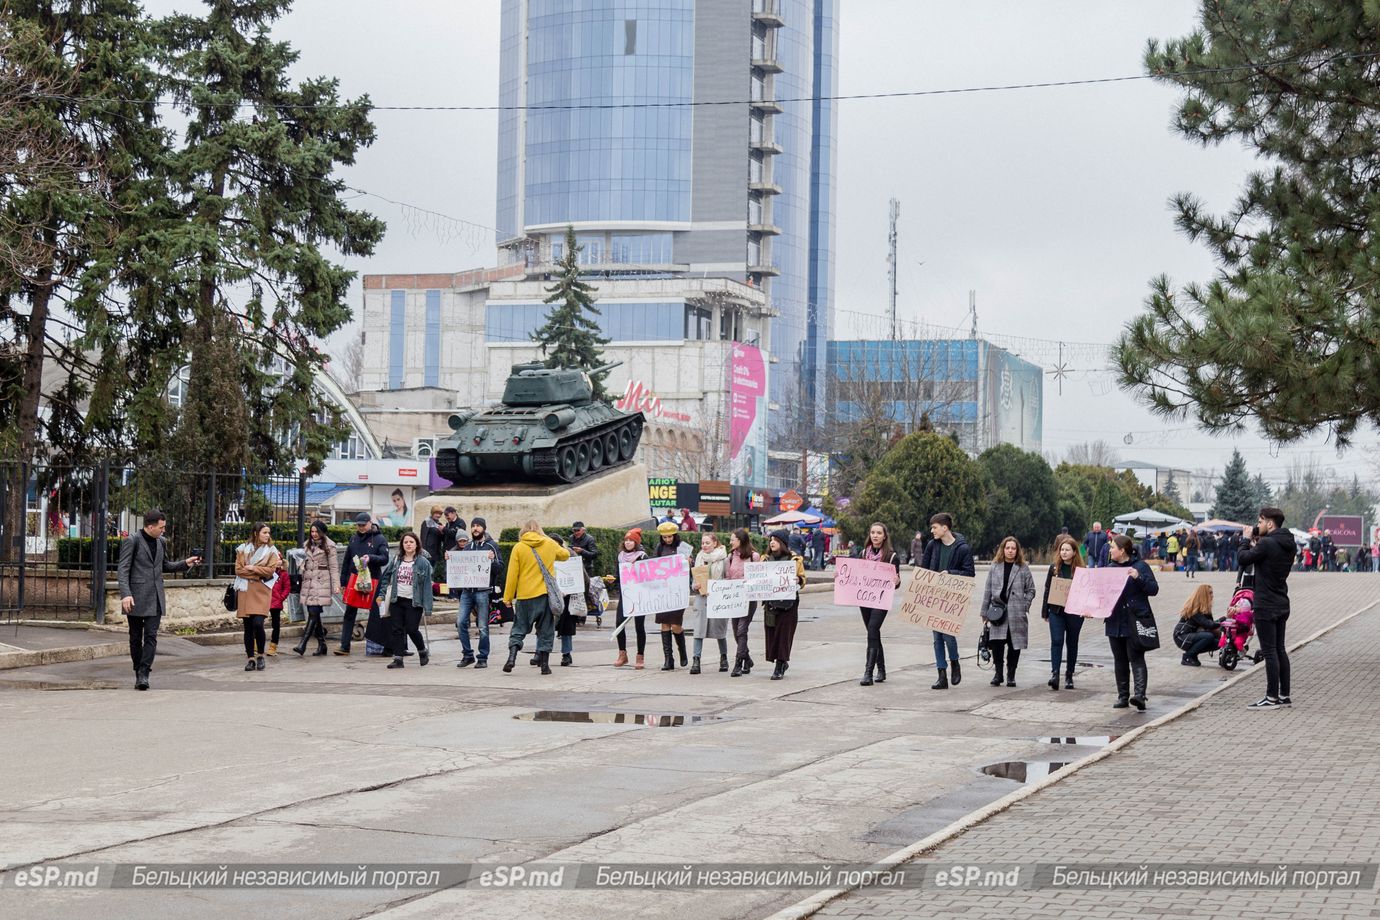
[28,50,1380,114]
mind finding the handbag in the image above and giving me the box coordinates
[530,546,564,618]
[1131,611,1161,651]
[342,572,375,609]
[982,597,1008,625]
[222,584,238,612]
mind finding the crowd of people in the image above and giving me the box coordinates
[117,503,1299,710]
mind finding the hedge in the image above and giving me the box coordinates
[58,524,410,572]
[222,521,409,544]
[496,526,767,581]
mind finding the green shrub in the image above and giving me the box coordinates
[496,526,766,579]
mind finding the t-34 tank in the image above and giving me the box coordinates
[434,362,644,484]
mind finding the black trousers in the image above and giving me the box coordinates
[733,602,757,661]
[127,614,160,673]
[1108,636,1146,694]
[616,610,646,654]
[242,615,266,657]
[1256,614,1291,698]
[389,597,426,658]
[859,607,888,654]
[269,608,281,644]
[990,636,1020,675]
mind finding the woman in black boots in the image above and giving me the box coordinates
[382,532,432,669]
[979,536,1035,688]
[854,522,901,686]
[295,521,336,656]
[724,528,760,677]
[1042,534,1084,689]
[1106,533,1159,710]
[762,530,806,680]
[652,521,691,671]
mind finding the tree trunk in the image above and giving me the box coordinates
[16,267,54,467]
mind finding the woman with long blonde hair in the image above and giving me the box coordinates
[1174,584,1220,666]
[1042,534,1084,690]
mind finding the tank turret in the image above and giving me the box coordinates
[434,362,643,485]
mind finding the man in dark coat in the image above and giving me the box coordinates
[569,521,600,611]
[336,512,389,655]
[420,505,446,565]
[456,517,505,668]
[810,528,826,571]
[117,509,200,690]
[441,508,465,554]
[920,512,976,690]
[909,531,925,567]
[1083,523,1108,568]
[1238,508,1298,709]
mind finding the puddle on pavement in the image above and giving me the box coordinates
[514,710,724,727]
[0,679,121,691]
[1042,736,1116,746]
[979,761,1071,784]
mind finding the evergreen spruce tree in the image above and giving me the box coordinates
[1212,449,1256,522]
[1116,2,1380,446]
[1163,471,1182,505]
[535,226,611,400]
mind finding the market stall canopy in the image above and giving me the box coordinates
[797,506,836,528]
[1197,518,1248,532]
[1112,508,1194,532]
[764,509,822,526]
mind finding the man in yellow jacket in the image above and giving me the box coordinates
[502,520,571,675]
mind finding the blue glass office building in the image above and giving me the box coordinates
[494,0,838,422]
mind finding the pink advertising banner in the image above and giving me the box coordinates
[833,558,899,610]
[1063,567,1133,619]
[1318,515,1365,545]
[728,343,767,488]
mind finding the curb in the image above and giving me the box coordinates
[766,597,1380,920]
[0,642,130,672]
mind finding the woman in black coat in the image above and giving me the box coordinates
[1174,584,1221,667]
[1105,533,1159,711]
[853,522,902,687]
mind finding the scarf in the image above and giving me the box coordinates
[234,542,279,594]
[618,549,645,565]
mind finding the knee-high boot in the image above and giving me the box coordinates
[875,643,887,683]
[660,631,676,671]
[674,631,688,667]
[860,647,876,686]
[1130,659,1148,710]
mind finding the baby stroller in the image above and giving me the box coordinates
[1217,586,1265,670]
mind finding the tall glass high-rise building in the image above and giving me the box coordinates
[495,0,837,424]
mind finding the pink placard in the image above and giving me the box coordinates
[1063,567,1133,619]
[833,557,898,610]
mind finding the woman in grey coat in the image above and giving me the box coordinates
[980,536,1036,687]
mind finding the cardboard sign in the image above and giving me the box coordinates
[833,557,898,609]
[692,564,710,594]
[898,568,977,637]
[618,555,690,617]
[706,579,749,619]
[1047,576,1073,608]
[1063,567,1133,619]
[446,552,491,591]
[744,560,798,602]
[555,558,585,596]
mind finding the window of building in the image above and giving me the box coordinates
[424,290,441,387]
[624,19,636,54]
[685,304,712,341]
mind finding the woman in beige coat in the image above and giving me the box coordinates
[235,523,282,672]
[294,520,337,656]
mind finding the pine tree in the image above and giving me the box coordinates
[1116,2,1380,446]
[1163,471,1182,504]
[1250,474,1274,510]
[1212,449,1256,522]
[535,226,611,400]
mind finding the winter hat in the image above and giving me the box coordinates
[656,521,679,537]
[624,528,643,544]
[769,528,791,546]
[471,516,487,529]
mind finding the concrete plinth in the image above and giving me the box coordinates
[419,462,650,532]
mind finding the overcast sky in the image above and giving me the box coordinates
[141,0,1380,488]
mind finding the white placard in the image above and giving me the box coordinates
[707,579,750,618]
[446,552,491,591]
[618,555,690,617]
[555,558,585,596]
[744,560,798,602]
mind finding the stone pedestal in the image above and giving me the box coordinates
[416,462,651,533]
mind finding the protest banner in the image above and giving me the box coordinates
[1047,576,1073,608]
[897,568,977,637]
[617,554,690,618]
[692,564,710,594]
[744,560,798,602]
[706,579,749,619]
[555,558,585,596]
[446,552,491,591]
[1063,567,1133,618]
[833,557,898,609]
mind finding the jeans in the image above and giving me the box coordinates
[127,614,160,673]
[932,630,959,669]
[561,633,573,655]
[457,588,491,661]
[1182,631,1218,657]
[242,615,266,657]
[1256,614,1290,699]
[1186,556,1199,576]
[1047,610,1083,676]
[510,596,554,654]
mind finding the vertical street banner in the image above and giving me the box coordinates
[1063,567,1133,619]
[898,568,976,637]
[729,343,768,489]
[833,557,898,609]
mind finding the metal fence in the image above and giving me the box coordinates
[0,463,307,624]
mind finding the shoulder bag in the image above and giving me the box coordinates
[1131,611,1161,651]
[982,597,1008,625]
[222,583,238,612]
[530,546,565,617]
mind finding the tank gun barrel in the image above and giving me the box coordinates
[589,361,622,376]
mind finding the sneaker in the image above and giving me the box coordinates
[475,659,488,669]
[1247,696,1282,709]
[1279,696,1292,706]
[1180,654,1201,667]
[457,657,475,668]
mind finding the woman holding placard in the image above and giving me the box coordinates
[688,533,730,674]
[653,522,690,671]
[725,528,761,677]
[980,537,1036,688]
[1042,534,1084,690]
[1106,533,1160,710]
[613,529,648,669]
[854,522,902,687]
[763,529,807,680]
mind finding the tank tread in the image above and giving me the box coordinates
[530,413,644,483]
